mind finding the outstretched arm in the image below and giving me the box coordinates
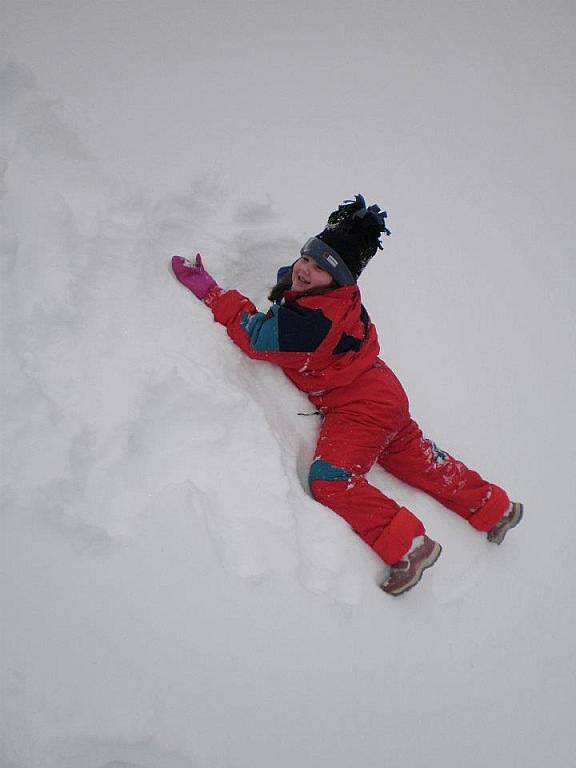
[171,255,329,367]
[171,254,218,299]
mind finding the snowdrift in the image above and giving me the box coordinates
[1,56,575,768]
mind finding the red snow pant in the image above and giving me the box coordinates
[308,365,510,565]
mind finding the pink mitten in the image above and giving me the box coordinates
[171,254,218,300]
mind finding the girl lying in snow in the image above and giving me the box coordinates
[171,195,523,595]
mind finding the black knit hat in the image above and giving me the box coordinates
[316,194,390,282]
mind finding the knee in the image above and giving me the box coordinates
[308,458,351,500]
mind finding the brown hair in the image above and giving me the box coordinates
[267,270,338,303]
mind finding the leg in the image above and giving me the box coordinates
[308,412,425,565]
[378,419,510,531]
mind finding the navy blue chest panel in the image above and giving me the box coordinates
[277,301,332,352]
[331,304,371,355]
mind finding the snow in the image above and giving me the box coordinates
[1,2,575,767]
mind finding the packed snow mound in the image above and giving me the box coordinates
[2,58,575,768]
[1,62,370,602]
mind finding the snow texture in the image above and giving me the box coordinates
[1,2,575,767]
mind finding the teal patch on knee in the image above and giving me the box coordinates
[429,440,448,466]
[309,458,351,483]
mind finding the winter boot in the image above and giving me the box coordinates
[380,535,442,596]
[487,501,524,544]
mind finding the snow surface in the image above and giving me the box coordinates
[1,2,575,767]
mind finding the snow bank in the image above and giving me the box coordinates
[2,7,575,762]
[1,60,369,591]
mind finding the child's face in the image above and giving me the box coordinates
[291,256,334,292]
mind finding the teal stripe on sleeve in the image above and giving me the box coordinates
[240,306,280,352]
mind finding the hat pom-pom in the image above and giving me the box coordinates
[329,194,390,249]
[318,193,391,280]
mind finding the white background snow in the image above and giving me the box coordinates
[1,1,575,767]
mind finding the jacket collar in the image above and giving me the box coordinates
[284,285,359,303]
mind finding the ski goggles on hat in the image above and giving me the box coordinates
[299,237,356,286]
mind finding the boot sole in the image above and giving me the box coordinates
[487,502,524,545]
[382,542,443,596]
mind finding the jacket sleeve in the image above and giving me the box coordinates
[204,288,331,367]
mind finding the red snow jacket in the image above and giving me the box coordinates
[205,283,408,414]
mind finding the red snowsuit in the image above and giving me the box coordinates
[205,282,509,565]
